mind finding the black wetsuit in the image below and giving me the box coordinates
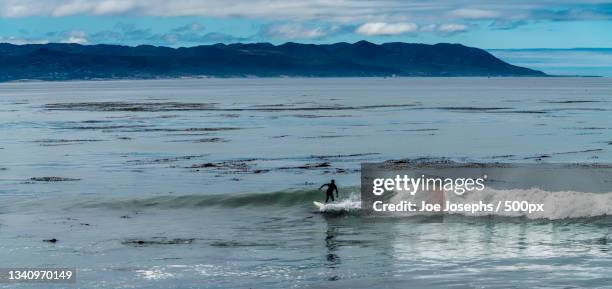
[320,183,338,203]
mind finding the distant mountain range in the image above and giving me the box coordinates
[0,41,545,81]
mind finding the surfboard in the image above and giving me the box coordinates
[313,201,325,210]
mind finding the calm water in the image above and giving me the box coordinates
[1,78,612,288]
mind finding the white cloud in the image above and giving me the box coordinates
[61,30,88,44]
[2,0,609,22]
[0,36,49,44]
[419,24,437,32]
[51,1,90,17]
[93,0,134,15]
[356,22,417,36]
[437,23,468,33]
[418,23,470,35]
[262,23,328,39]
[449,8,499,19]
[354,22,469,36]
[188,23,203,32]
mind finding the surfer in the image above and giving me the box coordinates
[319,180,339,203]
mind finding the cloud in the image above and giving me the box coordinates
[160,32,246,44]
[489,20,529,30]
[417,23,470,35]
[356,22,417,36]
[449,8,499,19]
[171,22,204,33]
[0,35,49,44]
[2,0,611,23]
[1,18,470,47]
[258,23,350,40]
[19,29,89,44]
[261,23,327,39]
[436,23,468,35]
[0,22,245,46]
[61,30,88,44]
[419,24,437,32]
[40,0,134,17]
[90,23,246,45]
[1,1,609,45]
[92,0,134,15]
[355,22,468,36]
[189,32,246,43]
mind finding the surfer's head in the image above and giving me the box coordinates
[331,179,335,184]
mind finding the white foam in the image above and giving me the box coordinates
[317,192,361,212]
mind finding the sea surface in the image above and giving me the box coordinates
[1,78,612,288]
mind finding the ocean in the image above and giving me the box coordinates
[1,77,611,288]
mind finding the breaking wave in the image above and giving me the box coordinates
[32,187,612,220]
[314,193,361,213]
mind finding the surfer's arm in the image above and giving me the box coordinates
[335,187,339,197]
[319,184,327,190]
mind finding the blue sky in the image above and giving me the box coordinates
[489,49,612,76]
[1,0,611,49]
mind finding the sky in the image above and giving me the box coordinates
[489,49,612,76]
[0,0,611,49]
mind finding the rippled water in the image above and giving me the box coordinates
[1,78,611,288]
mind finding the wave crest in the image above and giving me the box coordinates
[75,189,323,210]
[62,187,612,220]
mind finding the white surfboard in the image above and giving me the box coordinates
[313,201,325,210]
